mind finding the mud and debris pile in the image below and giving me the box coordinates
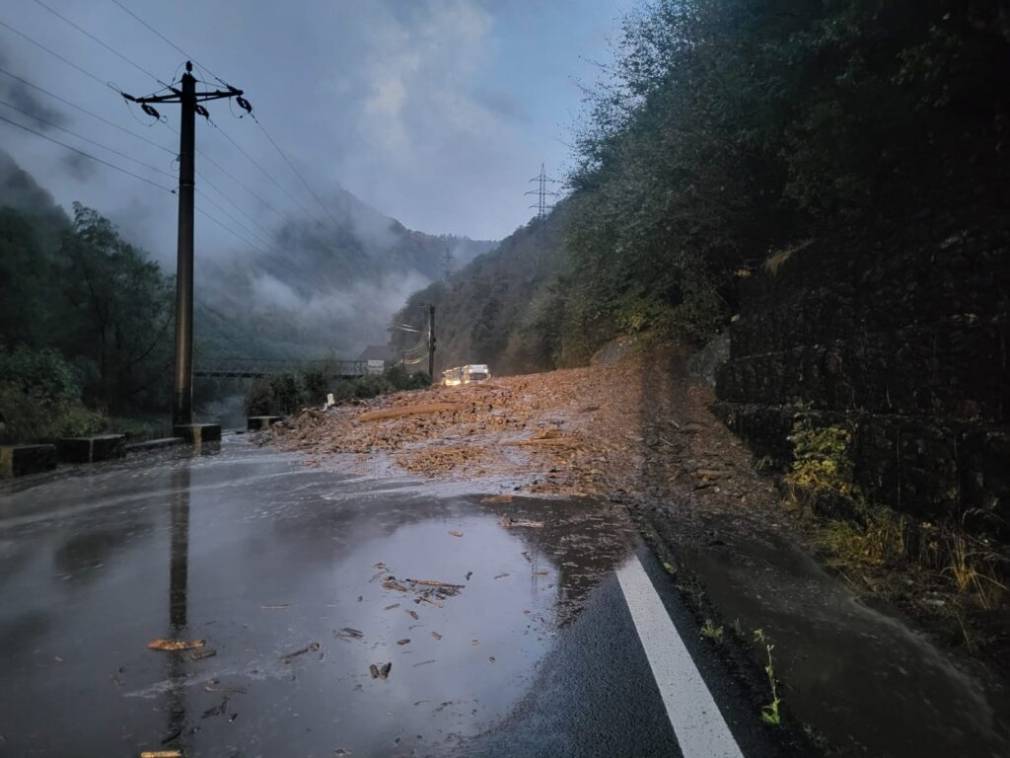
[271,357,646,496]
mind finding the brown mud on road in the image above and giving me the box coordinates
[269,340,1010,757]
[271,347,646,498]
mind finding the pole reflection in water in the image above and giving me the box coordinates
[165,463,191,749]
[170,465,190,629]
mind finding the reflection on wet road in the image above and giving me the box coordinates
[0,439,683,757]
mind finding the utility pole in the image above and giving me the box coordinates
[123,62,250,429]
[525,162,560,219]
[427,304,436,380]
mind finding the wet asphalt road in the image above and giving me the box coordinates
[0,438,780,757]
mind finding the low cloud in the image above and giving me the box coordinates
[60,151,95,181]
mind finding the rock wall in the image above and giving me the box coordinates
[713,227,1009,537]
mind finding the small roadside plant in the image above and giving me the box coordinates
[700,619,724,644]
[943,533,1008,610]
[753,629,782,727]
[785,409,854,499]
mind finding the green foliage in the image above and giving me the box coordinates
[819,509,909,568]
[269,374,304,415]
[0,346,81,403]
[383,364,432,391]
[245,365,430,416]
[0,347,106,442]
[0,197,173,417]
[785,411,855,497]
[245,378,275,417]
[410,0,1010,373]
[753,629,783,727]
[302,370,329,405]
[60,204,174,412]
[700,620,724,644]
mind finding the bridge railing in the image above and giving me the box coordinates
[194,359,369,378]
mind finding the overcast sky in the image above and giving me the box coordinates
[0,0,632,262]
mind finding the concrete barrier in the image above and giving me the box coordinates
[173,424,222,445]
[57,434,126,463]
[0,444,58,478]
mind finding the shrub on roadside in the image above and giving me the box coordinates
[0,347,106,442]
[244,366,431,417]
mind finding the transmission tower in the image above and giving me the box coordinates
[525,162,560,219]
[443,246,454,281]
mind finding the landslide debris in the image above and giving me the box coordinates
[271,358,645,496]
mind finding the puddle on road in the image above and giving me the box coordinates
[0,441,637,757]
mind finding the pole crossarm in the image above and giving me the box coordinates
[124,86,243,105]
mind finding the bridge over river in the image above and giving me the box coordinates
[194,358,370,379]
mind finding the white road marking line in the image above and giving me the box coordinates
[617,555,745,758]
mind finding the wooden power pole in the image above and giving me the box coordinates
[427,304,436,380]
[123,62,249,428]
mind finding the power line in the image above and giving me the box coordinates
[207,115,319,223]
[197,170,279,244]
[108,0,231,87]
[0,17,116,92]
[158,116,287,220]
[104,3,293,228]
[0,87,273,262]
[0,97,176,180]
[33,0,170,88]
[251,114,341,227]
[195,152,287,221]
[196,208,268,252]
[107,2,337,230]
[195,188,273,252]
[0,64,176,157]
[0,111,175,192]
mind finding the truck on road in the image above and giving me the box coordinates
[441,364,491,386]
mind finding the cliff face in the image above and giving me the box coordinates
[713,224,1009,537]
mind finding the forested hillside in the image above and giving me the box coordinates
[398,0,1010,375]
[0,149,492,439]
[393,0,1010,559]
[391,203,571,374]
[0,151,173,440]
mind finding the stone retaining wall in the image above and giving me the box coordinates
[714,228,1009,538]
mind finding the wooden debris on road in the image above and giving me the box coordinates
[280,642,320,663]
[498,516,545,529]
[147,639,205,652]
[357,403,463,422]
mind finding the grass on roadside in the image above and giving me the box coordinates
[753,628,782,727]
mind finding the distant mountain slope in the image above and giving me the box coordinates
[196,188,495,361]
[0,149,495,363]
[390,201,572,377]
